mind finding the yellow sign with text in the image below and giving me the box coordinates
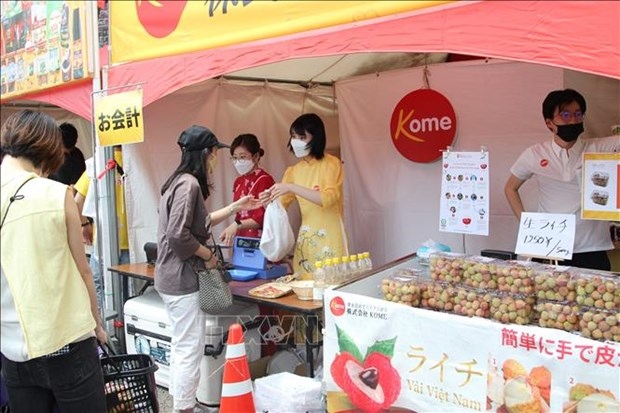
[110,0,452,63]
[94,89,144,147]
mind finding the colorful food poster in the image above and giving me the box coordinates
[323,289,620,413]
[0,1,90,100]
[439,151,490,235]
[581,152,620,221]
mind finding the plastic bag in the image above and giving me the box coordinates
[254,372,324,413]
[260,199,295,262]
[416,239,451,265]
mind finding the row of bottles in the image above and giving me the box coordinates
[312,252,373,300]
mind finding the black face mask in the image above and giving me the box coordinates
[555,122,584,142]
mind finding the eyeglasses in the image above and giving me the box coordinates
[556,110,584,122]
[230,155,252,161]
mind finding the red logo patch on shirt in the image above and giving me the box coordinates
[540,159,549,167]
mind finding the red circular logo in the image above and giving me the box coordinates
[390,89,457,163]
[540,159,549,167]
[136,0,188,38]
[329,296,346,316]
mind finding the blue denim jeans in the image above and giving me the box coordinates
[1,337,105,413]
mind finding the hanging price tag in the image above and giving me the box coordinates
[514,212,575,260]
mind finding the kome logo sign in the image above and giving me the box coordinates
[390,89,457,163]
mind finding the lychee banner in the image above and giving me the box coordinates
[439,151,490,235]
[109,1,453,64]
[324,289,620,413]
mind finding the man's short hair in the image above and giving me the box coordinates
[542,89,586,120]
[59,122,79,149]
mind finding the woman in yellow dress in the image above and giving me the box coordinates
[260,113,349,278]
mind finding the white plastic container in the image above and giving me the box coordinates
[197,301,261,406]
[124,287,173,388]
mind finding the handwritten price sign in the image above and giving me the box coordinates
[515,212,575,260]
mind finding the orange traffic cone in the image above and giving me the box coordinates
[220,323,255,413]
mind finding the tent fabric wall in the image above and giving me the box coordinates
[123,79,338,262]
[337,59,620,266]
[105,0,620,119]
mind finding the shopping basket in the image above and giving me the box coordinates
[100,345,159,413]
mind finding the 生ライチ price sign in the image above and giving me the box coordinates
[515,212,575,260]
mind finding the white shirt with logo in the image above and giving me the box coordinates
[510,135,619,253]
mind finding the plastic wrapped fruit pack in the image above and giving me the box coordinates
[535,300,580,332]
[579,306,619,342]
[573,269,619,311]
[489,292,535,325]
[534,266,577,302]
[495,260,536,295]
[452,286,492,318]
[460,255,500,290]
[429,252,468,283]
[380,270,426,307]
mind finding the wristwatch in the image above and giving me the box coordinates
[235,219,242,227]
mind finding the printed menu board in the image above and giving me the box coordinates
[439,151,490,235]
[0,1,90,100]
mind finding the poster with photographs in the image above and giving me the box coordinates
[581,152,620,221]
[1,1,89,100]
[439,151,490,235]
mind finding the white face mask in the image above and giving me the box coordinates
[290,138,310,158]
[234,159,254,175]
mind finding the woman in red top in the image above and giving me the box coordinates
[219,134,275,245]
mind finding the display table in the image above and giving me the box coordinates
[323,255,620,413]
[108,263,323,377]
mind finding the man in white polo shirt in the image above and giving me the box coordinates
[504,89,618,270]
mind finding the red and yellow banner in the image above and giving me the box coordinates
[110,0,452,64]
[0,1,91,101]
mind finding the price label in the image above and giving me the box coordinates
[514,212,575,260]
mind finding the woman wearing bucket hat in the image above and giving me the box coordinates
[155,125,259,413]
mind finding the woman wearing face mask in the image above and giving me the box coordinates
[504,89,619,271]
[155,125,258,413]
[219,134,275,246]
[259,113,349,278]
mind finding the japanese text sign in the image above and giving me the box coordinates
[94,89,144,147]
[515,212,575,261]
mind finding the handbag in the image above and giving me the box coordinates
[260,199,295,262]
[191,234,233,314]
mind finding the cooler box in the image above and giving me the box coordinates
[124,287,261,403]
[124,287,173,388]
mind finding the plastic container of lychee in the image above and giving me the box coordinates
[535,300,580,332]
[428,251,468,283]
[571,268,620,312]
[459,255,500,290]
[380,270,428,308]
[424,280,459,312]
[452,285,493,319]
[488,291,535,325]
[494,260,536,295]
[533,264,577,302]
[578,306,619,342]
